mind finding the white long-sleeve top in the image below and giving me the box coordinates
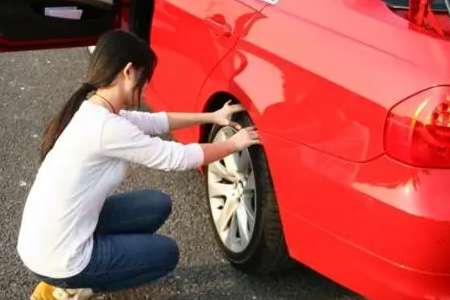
[17,101,204,278]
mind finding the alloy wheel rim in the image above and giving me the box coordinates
[207,127,257,253]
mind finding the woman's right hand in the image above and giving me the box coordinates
[200,127,261,165]
[229,127,261,151]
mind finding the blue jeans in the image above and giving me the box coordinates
[37,190,179,292]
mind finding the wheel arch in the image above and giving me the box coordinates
[199,91,240,143]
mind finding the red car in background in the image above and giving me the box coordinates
[2,0,450,299]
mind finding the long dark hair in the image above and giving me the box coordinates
[40,30,157,163]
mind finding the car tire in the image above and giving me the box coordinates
[206,111,295,274]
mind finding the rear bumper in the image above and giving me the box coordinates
[283,211,450,300]
[262,133,450,300]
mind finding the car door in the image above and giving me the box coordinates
[147,0,265,143]
[0,0,127,52]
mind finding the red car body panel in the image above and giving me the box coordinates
[146,0,263,143]
[147,0,450,299]
[264,136,450,300]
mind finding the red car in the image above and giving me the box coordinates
[2,0,450,299]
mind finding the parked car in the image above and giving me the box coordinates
[2,0,450,299]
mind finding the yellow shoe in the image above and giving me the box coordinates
[31,282,57,300]
[53,287,93,300]
[31,282,93,300]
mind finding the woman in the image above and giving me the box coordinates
[17,30,260,300]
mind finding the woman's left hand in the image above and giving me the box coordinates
[212,100,245,129]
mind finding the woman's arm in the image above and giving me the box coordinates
[200,127,260,165]
[101,115,260,171]
[166,112,215,131]
[120,101,244,135]
[167,101,244,131]
[120,110,169,135]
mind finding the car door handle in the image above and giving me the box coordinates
[205,15,232,37]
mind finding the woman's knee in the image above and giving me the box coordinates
[159,235,179,272]
[166,238,180,271]
[141,189,172,219]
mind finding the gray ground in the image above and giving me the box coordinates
[0,49,362,300]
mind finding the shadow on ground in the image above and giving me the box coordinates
[104,263,360,300]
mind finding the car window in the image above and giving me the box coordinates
[382,0,447,11]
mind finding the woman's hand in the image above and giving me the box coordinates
[212,100,245,129]
[200,127,261,165]
[229,127,261,151]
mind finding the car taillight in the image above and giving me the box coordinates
[385,86,450,168]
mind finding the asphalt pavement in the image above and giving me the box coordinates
[0,49,363,300]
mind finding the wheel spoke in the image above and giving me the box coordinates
[214,129,228,142]
[237,151,251,175]
[225,214,238,247]
[242,195,255,225]
[223,153,239,174]
[209,161,228,178]
[216,197,239,232]
[209,182,235,198]
[236,203,250,246]
[210,197,224,222]
[209,161,237,183]
[244,169,256,193]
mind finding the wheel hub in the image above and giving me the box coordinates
[235,180,245,198]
